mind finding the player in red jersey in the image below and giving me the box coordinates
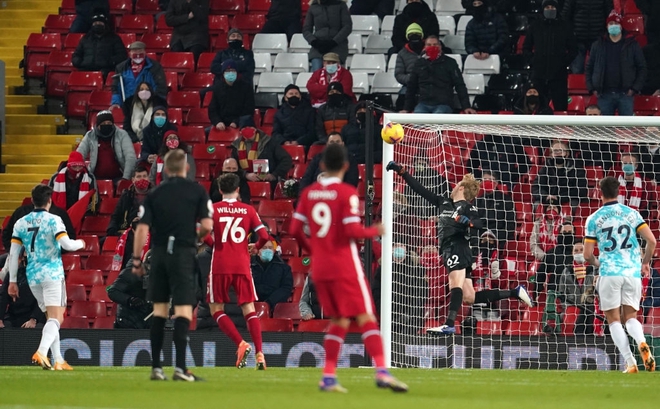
[290,144,408,393]
[207,173,270,370]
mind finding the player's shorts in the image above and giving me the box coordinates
[29,279,66,311]
[207,274,257,305]
[597,276,643,311]
[441,243,473,278]
[148,246,197,306]
[313,273,376,318]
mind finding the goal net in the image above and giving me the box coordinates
[379,114,660,370]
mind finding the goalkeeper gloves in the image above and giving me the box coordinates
[386,161,406,175]
[454,215,471,225]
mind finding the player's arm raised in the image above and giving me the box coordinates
[386,161,444,208]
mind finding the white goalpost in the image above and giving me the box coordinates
[380,113,660,369]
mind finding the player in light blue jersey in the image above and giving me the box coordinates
[7,185,85,370]
[584,177,656,373]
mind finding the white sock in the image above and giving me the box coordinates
[38,319,60,357]
[50,323,64,364]
[610,322,636,367]
[625,318,647,346]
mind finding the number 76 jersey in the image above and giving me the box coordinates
[585,202,647,278]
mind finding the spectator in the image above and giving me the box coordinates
[230,126,293,183]
[419,245,445,326]
[150,130,196,185]
[395,23,425,110]
[165,0,209,63]
[513,81,554,115]
[634,0,660,46]
[617,153,654,219]
[121,82,167,143]
[637,141,660,182]
[569,105,617,169]
[404,154,450,218]
[404,36,477,114]
[534,222,575,306]
[642,267,660,317]
[532,140,588,213]
[557,241,596,335]
[642,42,660,96]
[474,170,516,245]
[272,84,316,146]
[107,165,151,237]
[531,201,569,262]
[302,0,352,72]
[208,60,255,130]
[390,0,439,54]
[300,132,359,190]
[341,101,383,164]
[523,0,577,112]
[586,11,647,116]
[209,158,251,204]
[586,105,601,116]
[139,106,177,164]
[71,13,127,76]
[251,241,293,311]
[467,134,530,190]
[111,217,150,272]
[70,0,109,34]
[561,0,613,74]
[261,0,302,41]
[210,29,255,87]
[110,42,167,108]
[299,275,325,320]
[316,82,355,143]
[464,0,509,58]
[349,0,394,20]
[48,151,99,211]
[107,266,153,329]
[2,199,75,252]
[306,53,355,108]
[391,241,426,332]
[0,262,46,329]
[77,110,137,182]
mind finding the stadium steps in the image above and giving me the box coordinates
[0,0,71,228]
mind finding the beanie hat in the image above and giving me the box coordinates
[606,10,622,25]
[163,130,178,142]
[523,80,538,94]
[221,59,237,72]
[67,151,85,168]
[541,0,558,8]
[227,28,243,39]
[406,23,424,39]
[284,84,300,94]
[92,13,108,24]
[153,105,167,117]
[328,82,344,94]
[96,110,114,125]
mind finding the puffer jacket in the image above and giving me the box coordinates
[210,46,255,85]
[272,99,316,146]
[464,11,509,55]
[315,96,354,142]
[302,0,352,62]
[586,35,647,94]
[111,58,167,106]
[394,44,422,86]
[532,158,589,205]
[72,30,127,73]
[404,54,470,111]
[76,126,137,180]
[635,0,660,43]
[391,1,439,53]
[523,17,577,80]
[165,0,210,49]
[340,118,382,164]
[139,114,177,162]
[560,0,613,44]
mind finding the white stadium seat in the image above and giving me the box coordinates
[456,15,473,36]
[463,54,500,75]
[351,15,380,36]
[289,33,311,53]
[387,53,397,72]
[252,33,288,54]
[435,0,464,16]
[437,15,456,36]
[371,72,402,94]
[273,53,309,73]
[352,72,370,94]
[295,72,312,93]
[253,52,272,73]
[463,73,485,95]
[348,33,363,55]
[257,72,294,93]
[443,34,466,55]
[446,54,463,71]
[381,15,395,37]
[349,54,386,74]
[365,34,391,54]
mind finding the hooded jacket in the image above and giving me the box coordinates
[76,126,137,180]
[72,29,127,72]
[139,110,178,162]
[560,0,613,44]
[302,0,352,62]
[394,44,422,86]
[315,95,354,142]
[210,45,256,85]
[464,9,509,55]
[391,1,439,52]
[523,15,577,80]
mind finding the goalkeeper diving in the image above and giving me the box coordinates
[387,161,533,335]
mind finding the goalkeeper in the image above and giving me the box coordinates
[387,161,533,335]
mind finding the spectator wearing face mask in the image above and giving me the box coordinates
[49,151,100,213]
[209,59,255,130]
[513,81,554,115]
[306,53,355,108]
[340,102,382,164]
[316,82,355,143]
[390,0,439,54]
[467,133,530,190]
[122,81,167,142]
[523,0,577,112]
[139,106,177,164]
[107,164,152,237]
[250,240,293,311]
[395,24,425,110]
[465,0,509,60]
[403,155,450,219]
[419,245,446,327]
[531,201,567,262]
[302,0,352,72]
[586,10,647,116]
[77,110,137,182]
[300,132,359,190]
[391,241,426,332]
[404,36,477,114]
[110,42,167,109]
[71,13,127,76]
[230,126,293,183]
[557,241,596,335]
[474,170,515,246]
[165,0,209,64]
[617,153,655,220]
[70,1,109,34]
[561,0,613,74]
[150,130,196,185]
[534,221,575,302]
[211,29,255,87]
[272,84,316,146]
[637,142,660,182]
[209,158,251,204]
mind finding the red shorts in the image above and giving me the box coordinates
[313,273,376,318]
[206,274,257,305]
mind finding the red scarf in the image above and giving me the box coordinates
[318,66,344,87]
[237,134,260,171]
[573,261,587,286]
[617,173,643,210]
[131,60,145,77]
[538,212,563,253]
[52,168,93,209]
[112,228,151,271]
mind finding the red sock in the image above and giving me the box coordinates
[245,312,263,353]
[323,324,347,377]
[213,310,243,346]
[360,321,386,369]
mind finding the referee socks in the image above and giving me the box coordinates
[173,317,191,372]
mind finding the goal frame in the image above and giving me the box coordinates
[380,113,660,368]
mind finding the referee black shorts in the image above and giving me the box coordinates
[148,246,197,306]
[441,242,473,279]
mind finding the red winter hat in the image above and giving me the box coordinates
[162,130,178,142]
[67,151,85,167]
[606,10,622,25]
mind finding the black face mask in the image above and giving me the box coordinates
[557,233,574,246]
[92,25,105,35]
[526,95,539,106]
[471,5,487,21]
[553,157,565,166]
[327,94,343,107]
[229,40,243,49]
[356,112,366,123]
[405,2,425,16]
[409,39,424,53]
[287,96,301,106]
[98,124,115,138]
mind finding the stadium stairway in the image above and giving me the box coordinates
[0,0,71,225]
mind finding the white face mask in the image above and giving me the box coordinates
[138,90,151,101]
[574,254,585,264]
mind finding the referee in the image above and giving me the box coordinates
[132,149,213,382]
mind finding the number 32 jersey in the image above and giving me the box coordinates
[585,202,647,278]
[210,198,266,276]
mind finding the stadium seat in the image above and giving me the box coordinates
[273,53,309,73]
[45,51,74,98]
[566,95,586,113]
[273,303,302,320]
[443,34,466,55]
[291,286,303,303]
[116,179,133,196]
[291,271,306,288]
[254,93,280,109]
[280,237,300,258]
[153,13,173,34]
[259,318,294,332]
[98,197,119,215]
[208,14,230,36]
[505,320,539,336]
[67,284,87,303]
[117,33,137,49]
[568,74,588,95]
[253,52,273,73]
[437,15,456,36]
[161,52,195,74]
[464,54,501,75]
[207,127,240,143]
[297,319,331,332]
[196,53,216,73]
[86,255,115,272]
[381,15,395,37]
[352,72,370,94]
[476,320,502,335]
[210,0,245,15]
[101,236,119,254]
[62,254,82,272]
[282,144,305,164]
[247,181,271,201]
[25,33,62,79]
[254,302,271,318]
[258,200,294,219]
[60,0,76,14]
[66,71,104,120]
[252,33,288,54]
[288,33,311,53]
[193,143,231,163]
[347,33,363,55]
[68,270,104,289]
[294,72,312,93]
[44,14,77,34]
[63,33,84,51]
[248,0,272,12]
[135,0,159,13]
[94,180,113,197]
[74,235,101,256]
[463,74,486,95]
[262,108,277,125]
[351,15,380,36]
[105,270,121,286]
[180,72,214,91]
[89,285,112,302]
[456,15,473,35]
[349,54,386,74]
[634,96,660,115]
[445,54,463,71]
[195,161,212,180]
[487,72,526,94]
[93,316,116,329]
[141,33,172,55]
[364,34,391,54]
[306,144,325,161]
[117,14,154,34]
[61,317,90,329]
[70,301,107,318]
[290,163,308,179]
[623,15,644,35]
[371,72,402,94]
[257,72,294,93]
[435,0,464,15]
[183,109,210,128]
[166,91,200,111]
[231,14,266,34]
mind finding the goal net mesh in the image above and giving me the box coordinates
[382,118,660,370]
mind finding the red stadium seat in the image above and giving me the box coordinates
[93,316,116,329]
[168,108,184,125]
[247,181,271,202]
[306,144,325,161]
[259,318,294,332]
[116,179,133,196]
[135,0,160,13]
[141,33,172,55]
[476,320,502,335]
[62,254,82,272]
[584,166,604,187]
[95,179,114,197]
[634,96,660,115]
[568,74,588,95]
[202,91,214,107]
[89,285,112,302]
[25,33,62,79]
[193,143,231,163]
[208,127,240,143]
[109,0,133,15]
[208,15,230,36]
[66,284,87,302]
[60,0,76,14]
[622,15,644,35]
[291,286,303,303]
[63,33,84,51]
[254,302,271,318]
[298,319,331,332]
[75,235,101,256]
[66,71,104,120]
[291,163,307,179]
[160,52,195,74]
[279,237,299,258]
[262,108,277,125]
[213,34,251,52]
[185,108,211,127]
[273,303,301,320]
[165,71,179,91]
[86,255,115,272]
[44,14,77,34]
[210,0,245,15]
[117,15,154,35]
[282,145,305,164]
[68,270,104,289]
[562,306,580,335]
[88,90,113,112]
[258,200,294,219]
[196,161,212,180]
[231,14,266,34]
[180,72,214,90]
[61,317,90,329]
[505,320,539,336]
[288,257,311,275]
[105,270,121,286]
[98,196,119,215]
[291,271,306,288]
[45,51,75,98]
[248,0,271,13]
[566,95,585,113]
[178,126,206,144]
[155,13,173,34]
[102,236,119,254]
[117,33,137,48]
[166,91,200,110]
[197,52,216,73]
[70,301,107,318]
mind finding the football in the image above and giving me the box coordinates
[381,122,405,144]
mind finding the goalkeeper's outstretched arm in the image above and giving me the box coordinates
[386,161,444,208]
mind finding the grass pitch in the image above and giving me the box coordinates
[0,366,657,409]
